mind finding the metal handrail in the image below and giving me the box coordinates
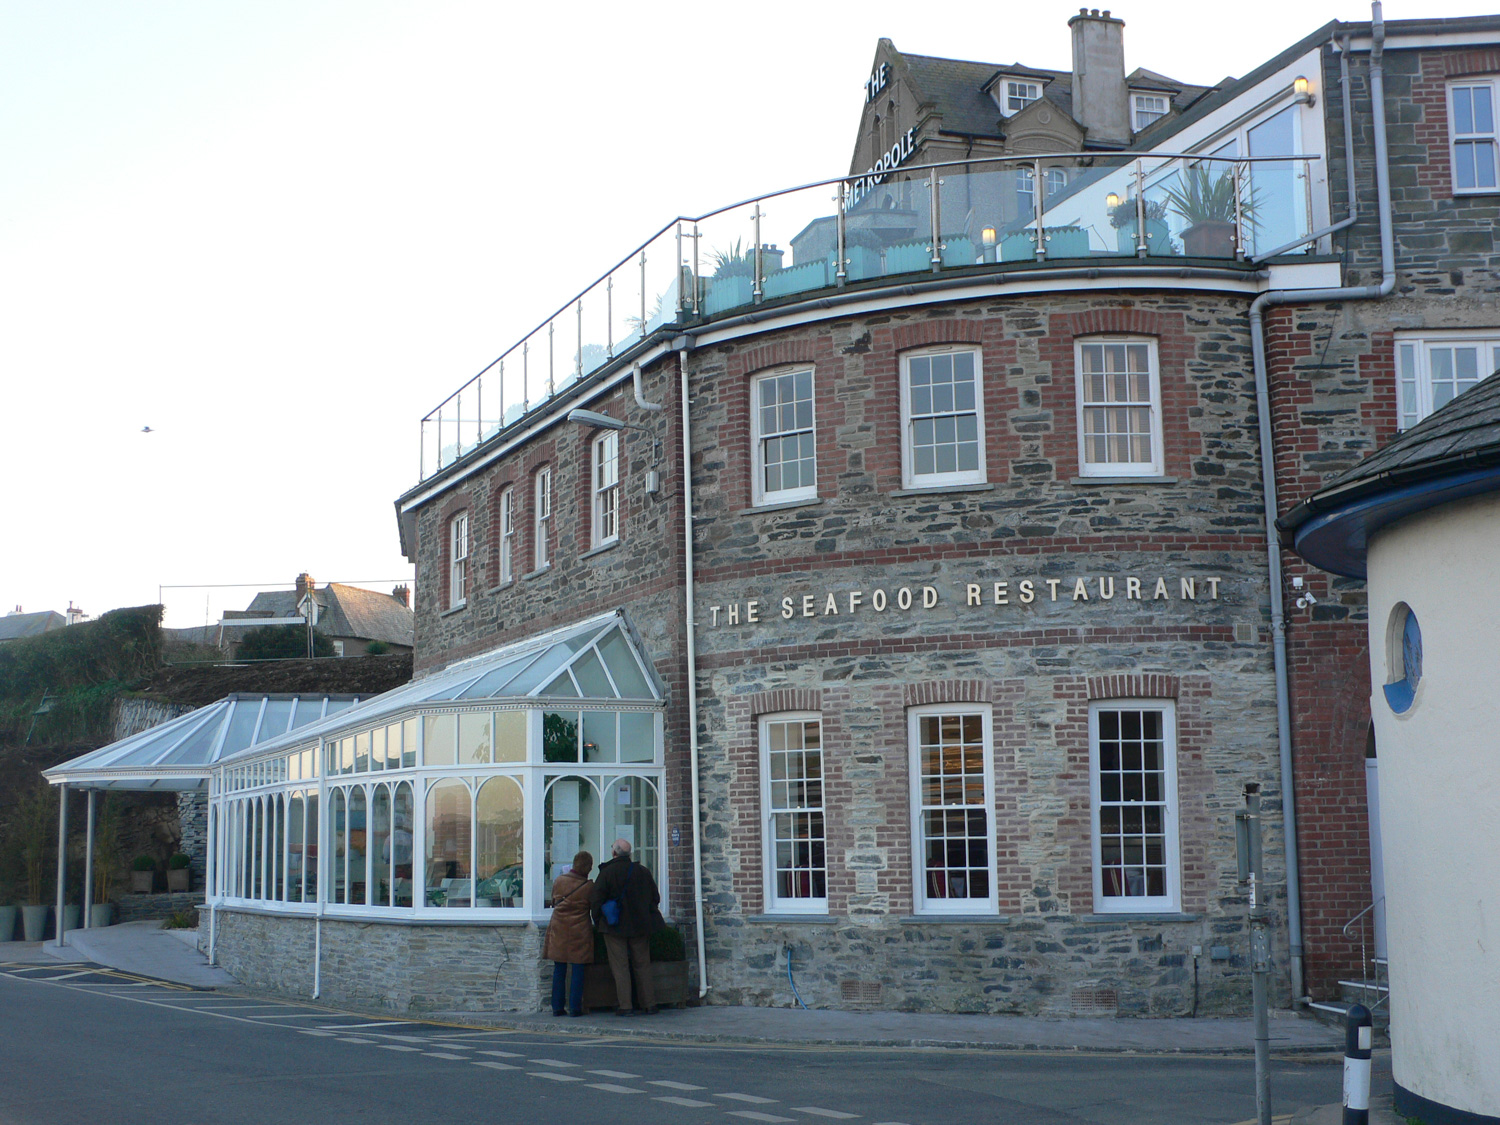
[420,149,1324,480]
[1342,896,1386,1006]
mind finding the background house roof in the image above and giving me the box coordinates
[239,582,414,647]
[0,610,66,642]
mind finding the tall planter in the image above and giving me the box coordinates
[1181,219,1237,259]
[130,870,154,894]
[89,904,114,929]
[21,905,48,942]
[167,868,191,893]
[63,905,80,933]
[0,905,15,942]
[581,960,690,1011]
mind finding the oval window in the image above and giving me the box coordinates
[1383,603,1422,714]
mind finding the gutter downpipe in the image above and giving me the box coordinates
[677,343,709,999]
[1248,1,1394,1006]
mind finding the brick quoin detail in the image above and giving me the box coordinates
[903,680,992,707]
[748,688,823,717]
[1087,674,1180,700]
[1039,305,1205,481]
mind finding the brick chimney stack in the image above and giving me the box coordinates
[393,584,410,608]
[1069,8,1130,146]
[295,573,315,601]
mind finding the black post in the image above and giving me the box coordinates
[1343,1003,1373,1124]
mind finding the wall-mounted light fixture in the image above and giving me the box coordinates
[1293,76,1315,107]
[981,226,997,264]
[1105,192,1121,210]
[567,408,664,495]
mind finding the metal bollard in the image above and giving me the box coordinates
[1343,1003,1373,1125]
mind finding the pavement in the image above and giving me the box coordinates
[5,919,1398,1121]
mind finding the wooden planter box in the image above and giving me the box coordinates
[581,960,690,1011]
[167,868,191,892]
[130,871,154,894]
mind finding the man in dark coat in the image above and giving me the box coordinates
[589,838,663,1015]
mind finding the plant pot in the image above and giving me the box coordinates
[167,868,191,892]
[0,905,15,942]
[130,870,154,894]
[90,904,114,928]
[21,905,48,942]
[63,905,80,933]
[581,959,691,1011]
[1115,219,1175,256]
[1181,219,1237,259]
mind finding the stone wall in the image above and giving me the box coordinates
[115,891,203,924]
[213,909,550,1013]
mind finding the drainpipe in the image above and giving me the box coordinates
[1248,0,1394,1005]
[633,364,663,414]
[677,343,709,998]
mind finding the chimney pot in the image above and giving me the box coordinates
[393,584,411,608]
[295,573,315,600]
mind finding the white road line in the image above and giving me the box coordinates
[473,1061,521,1071]
[589,1069,641,1079]
[476,1049,524,1058]
[718,1093,779,1104]
[586,1083,645,1094]
[244,1013,331,1020]
[46,970,114,981]
[425,1052,470,1060]
[318,1021,419,1030]
[655,1097,716,1108]
[337,1037,376,1044]
[725,1112,795,1124]
[794,1109,860,1120]
[529,1072,583,1082]
[528,1058,580,1068]
[379,1045,423,1052]
[299,1030,337,1036]
[650,1080,706,1091]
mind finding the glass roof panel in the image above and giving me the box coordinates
[538,670,581,697]
[505,645,582,697]
[598,630,652,698]
[222,700,264,755]
[289,698,326,729]
[255,701,295,743]
[451,655,540,700]
[571,649,616,698]
[157,715,227,766]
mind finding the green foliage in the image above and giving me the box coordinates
[132,854,157,872]
[1159,165,1257,226]
[162,908,197,929]
[0,606,163,745]
[365,641,390,655]
[543,712,579,763]
[1108,196,1169,229]
[711,238,755,279]
[591,925,686,963]
[168,853,192,870]
[236,626,335,662]
[15,781,55,904]
[93,795,121,905]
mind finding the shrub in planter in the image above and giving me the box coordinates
[130,855,155,894]
[586,926,691,1010]
[167,853,192,892]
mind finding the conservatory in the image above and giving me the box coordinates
[205,611,666,925]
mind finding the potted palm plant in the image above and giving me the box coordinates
[167,853,192,892]
[17,782,53,942]
[1160,165,1253,258]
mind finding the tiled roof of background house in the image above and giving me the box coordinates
[239,583,414,648]
[0,610,67,642]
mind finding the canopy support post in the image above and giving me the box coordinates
[55,784,68,947]
[83,790,96,928]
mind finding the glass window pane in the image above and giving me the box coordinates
[619,711,655,762]
[401,718,417,768]
[458,712,491,764]
[475,777,524,907]
[392,783,414,906]
[425,778,471,906]
[544,776,600,898]
[543,710,580,763]
[424,714,456,766]
[605,776,659,880]
[494,710,526,763]
[370,786,392,907]
[598,631,653,698]
[572,650,616,698]
[583,710,618,763]
[347,788,367,905]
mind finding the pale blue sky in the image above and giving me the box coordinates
[1,0,1489,628]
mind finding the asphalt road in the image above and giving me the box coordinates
[0,961,1366,1125]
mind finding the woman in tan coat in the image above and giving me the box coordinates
[543,851,595,1016]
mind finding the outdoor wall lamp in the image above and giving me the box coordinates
[1293,76,1315,107]
[1105,192,1121,209]
[567,408,663,494]
[981,226,997,263]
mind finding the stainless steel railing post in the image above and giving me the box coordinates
[835,182,848,287]
[1135,161,1148,257]
[928,171,942,271]
[1034,158,1047,261]
[606,275,614,359]
[1234,160,1247,260]
[753,203,764,305]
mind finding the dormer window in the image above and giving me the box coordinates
[1004,80,1041,115]
[1132,93,1169,131]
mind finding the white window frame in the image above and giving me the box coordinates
[1132,93,1169,132]
[448,512,468,609]
[498,486,514,584]
[908,703,997,916]
[533,468,551,570]
[899,346,986,489]
[1089,699,1180,914]
[1045,167,1067,198]
[750,366,818,507]
[591,431,620,547]
[1002,79,1041,115]
[1075,336,1164,478]
[759,712,828,914]
[1396,331,1500,429]
[1448,78,1500,195]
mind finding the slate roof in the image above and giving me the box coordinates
[1282,371,1500,528]
[240,583,414,648]
[896,48,1213,145]
[0,610,67,642]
